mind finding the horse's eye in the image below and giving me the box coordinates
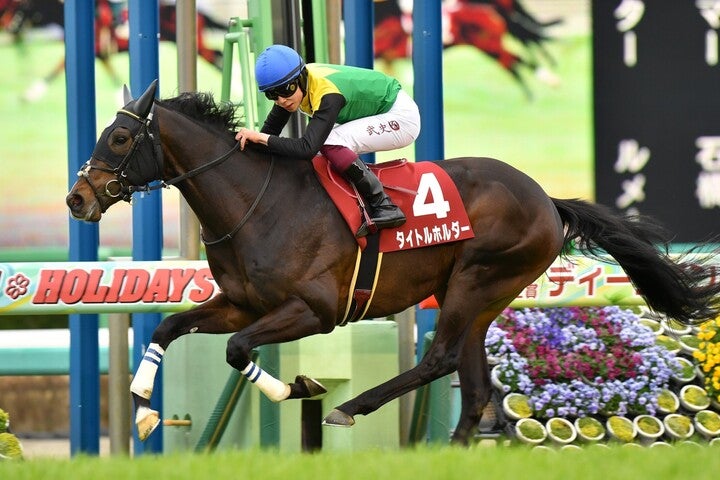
[114,135,128,145]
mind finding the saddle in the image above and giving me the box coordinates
[311,156,474,252]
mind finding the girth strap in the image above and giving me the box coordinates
[340,234,382,326]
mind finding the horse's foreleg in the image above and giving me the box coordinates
[225,295,333,402]
[130,294,257,441]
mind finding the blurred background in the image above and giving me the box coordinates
[0,0,592,253]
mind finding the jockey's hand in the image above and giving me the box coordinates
[235,128,269,150]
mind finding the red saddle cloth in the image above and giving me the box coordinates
[312,156,475,252]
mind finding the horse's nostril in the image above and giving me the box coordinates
[66,193,83,210]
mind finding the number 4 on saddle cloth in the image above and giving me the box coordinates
[312,156,475,322]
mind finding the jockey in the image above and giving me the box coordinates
[235,44,421,237]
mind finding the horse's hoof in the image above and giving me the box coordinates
[137,410,161,442]
[296,375,327,398]
[322,409,355,428]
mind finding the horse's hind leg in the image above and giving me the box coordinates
[450,312,498,445]
[323,300,476,427]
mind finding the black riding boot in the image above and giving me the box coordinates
[343,158,406,237]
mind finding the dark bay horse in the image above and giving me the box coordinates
[66,81,720,445]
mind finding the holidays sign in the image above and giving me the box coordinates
[0,257,661,316]
[0,261,218,315]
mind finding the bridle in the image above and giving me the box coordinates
[76,108,165,205]
[76,106,273,246]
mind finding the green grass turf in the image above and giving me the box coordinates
[2,443,719,480]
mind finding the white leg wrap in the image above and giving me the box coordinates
[130,343,165,399]
[241,361,291,402]
[134,404,154,424]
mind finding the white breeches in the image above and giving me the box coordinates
[324,90,421,154]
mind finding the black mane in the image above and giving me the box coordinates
[157,91,240,135]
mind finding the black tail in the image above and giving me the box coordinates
[552,198,720,325]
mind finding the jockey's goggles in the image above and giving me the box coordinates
[264,78,300,101]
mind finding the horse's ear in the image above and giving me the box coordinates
[122,84,133,105]
[132,79,158,119]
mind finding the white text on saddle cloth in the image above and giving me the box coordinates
[395,221,470,250]
[380,171,475,252]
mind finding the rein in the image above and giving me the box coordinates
[79,106,274,245]
[200,157,275,246]
[162,141,241,189]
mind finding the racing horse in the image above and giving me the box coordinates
[373,0,561,99]
[66,81,720,445]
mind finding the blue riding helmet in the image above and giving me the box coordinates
[255,45,305,92]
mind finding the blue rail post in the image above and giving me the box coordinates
[342,0,375,164]
[128,0,163,455]
[65,0,100,456]
[412,1,444,357]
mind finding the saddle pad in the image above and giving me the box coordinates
[312,156,475,253]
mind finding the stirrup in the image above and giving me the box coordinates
[356,219,379,238]
[356,215,406,237]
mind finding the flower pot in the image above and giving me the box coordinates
[662,318,692,336]
[677,440,703,449]
[514,418,547,446]
[545,417,577,445]
[531,445,554,453]
[502,393,533,420]
[656,388,680,415]
[679,334,700,355]
[663,413,695,441]
[679,384,710,412]
[639,318,664,336]
[574,416,605,443]
[670,356,696,384]
[606,415,637,443]
[560,444,582,452]
[588,442,611,451]
[633,414,665,443]
[649,441,673,449]
[694,410,720,439]
[655,335,681,355]
[490,365,510,393]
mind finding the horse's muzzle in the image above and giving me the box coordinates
[66,190,101,222]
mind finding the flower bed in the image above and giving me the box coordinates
[484,306,720,448]
[486,306,678,418]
